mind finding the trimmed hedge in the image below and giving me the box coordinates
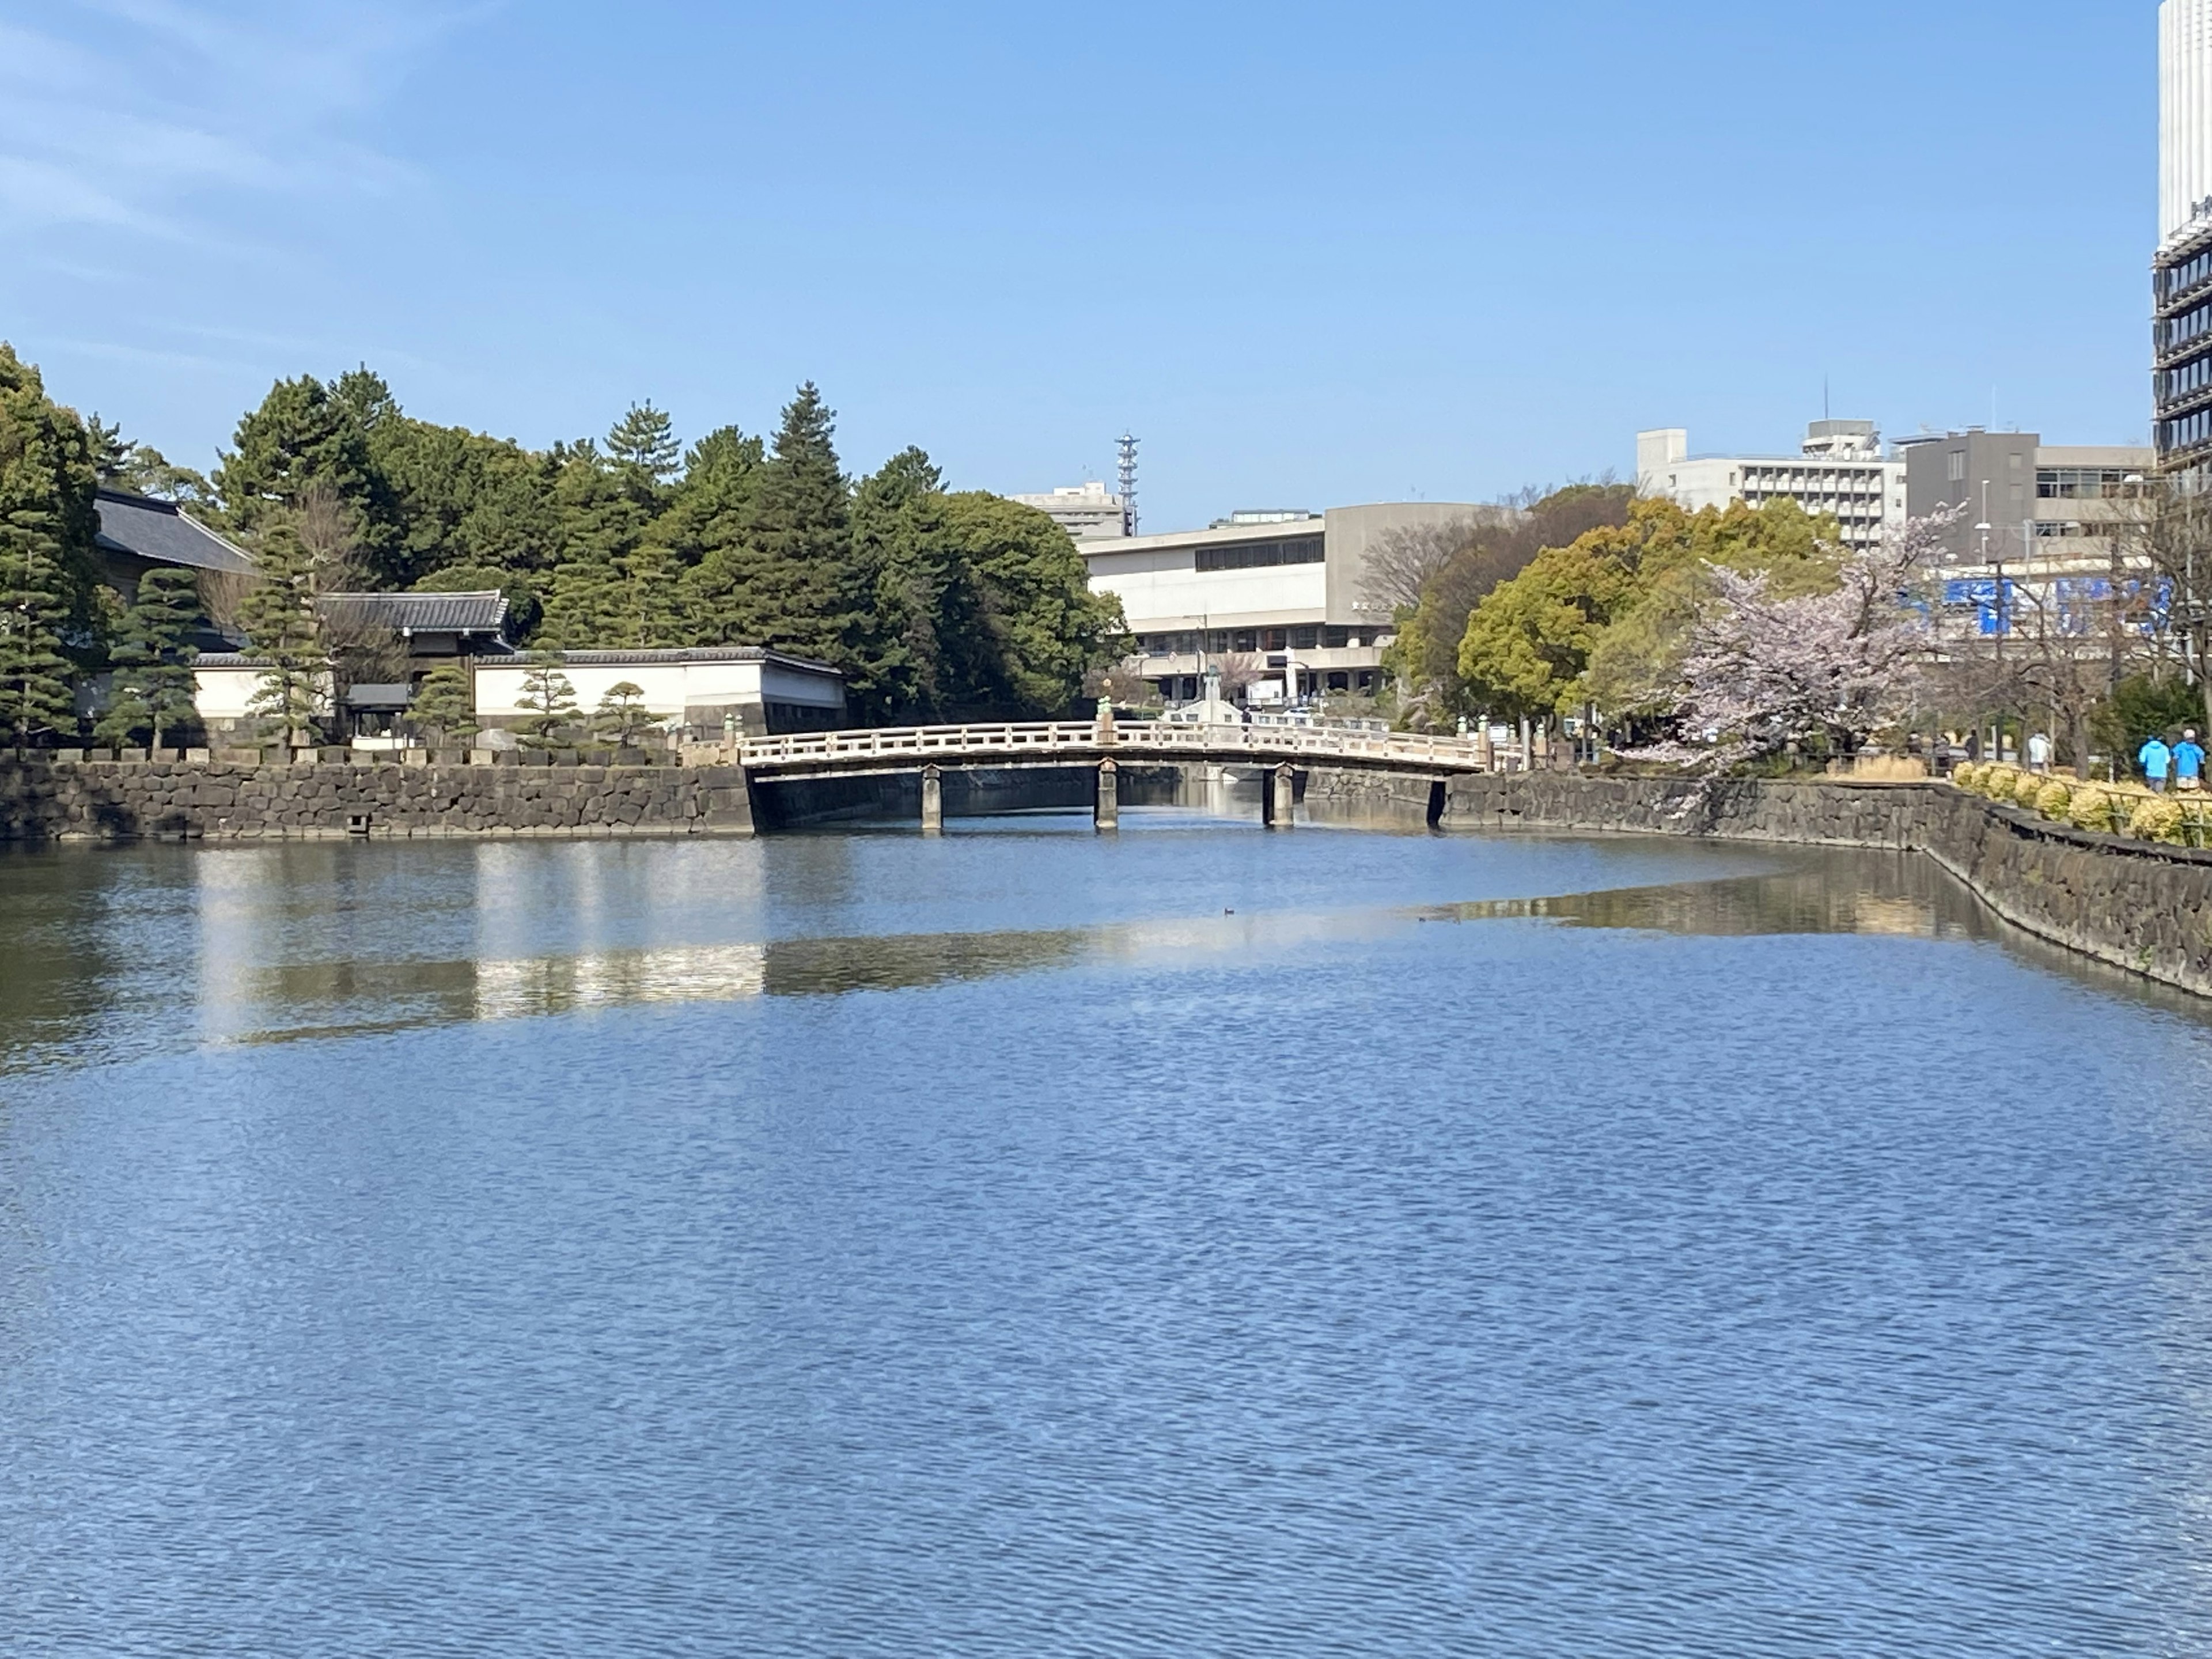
[1957,763,2212,848]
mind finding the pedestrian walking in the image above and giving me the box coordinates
[2141,733,2175,793]
[2027,732,2052,773]
[2177,729,2207,794]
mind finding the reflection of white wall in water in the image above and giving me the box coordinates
[194,849,271,1046]
[472,842,546,967]
[473,945,768,1023]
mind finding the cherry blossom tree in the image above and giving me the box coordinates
[1630,512,1955,772]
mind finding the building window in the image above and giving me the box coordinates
[1193,535,1325,573]
[1289,626,1319,650]
[1948,450,1966,483]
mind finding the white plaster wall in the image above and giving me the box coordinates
[476,662,690,719]
[1086,559,1328,631]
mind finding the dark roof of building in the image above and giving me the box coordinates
[318,592,510,635]
[93,490,256,576]
[344,683,414,709]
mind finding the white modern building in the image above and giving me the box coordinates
[1635,422,1908,549]
[1083,502,1485,704]
[1006,482,1128,542]
[2159,0,2212,468]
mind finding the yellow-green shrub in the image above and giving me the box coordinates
[1952,762,1983,792]
[2131,794,2187,844]
[2013,771,2047,808]
[2035,780,2073,820]
[2069,787,2122,834]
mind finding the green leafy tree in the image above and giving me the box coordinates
[1459,497,1845,726]
[96,568,202,749]
[0,344,101,747]
[593,680,659,747]
[409,662,476,745]
[942,491,1129,715]
[514,652,581,748]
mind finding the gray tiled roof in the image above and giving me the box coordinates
[547,647,840,673]
[317,592,510,635]
[94,490,256,576]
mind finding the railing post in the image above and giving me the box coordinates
[921,764,944,835]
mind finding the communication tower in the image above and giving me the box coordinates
[1116,433,1139,537]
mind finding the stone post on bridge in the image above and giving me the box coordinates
[1095,760,1119,831]
[921,764,944,834]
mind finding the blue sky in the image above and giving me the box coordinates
[0,0,2162,531]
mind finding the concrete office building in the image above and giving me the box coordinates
[1083,502,1483,703]
[2159,0,2212,469]
[1635,422,1908,549]
[1899,430,2155,639]
[1006,482,1129,542]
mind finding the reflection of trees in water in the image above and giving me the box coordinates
[0,853,160,1073]
[221,927,1092,1047]
[1427,853,1989,942]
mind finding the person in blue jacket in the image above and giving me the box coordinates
[2176,728,2207,794]
[2141,734,2176,793]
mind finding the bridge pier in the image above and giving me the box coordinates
[1095,760,1119,831]
[1265,763,1297,828]
[921,764,944,834]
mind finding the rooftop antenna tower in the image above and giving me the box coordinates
[1117,432,1139,537]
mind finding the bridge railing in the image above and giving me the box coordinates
[736,721,1519,772]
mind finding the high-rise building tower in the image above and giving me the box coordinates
[2156,0,2212,468]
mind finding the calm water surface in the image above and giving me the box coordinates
[4,808,2212,1657]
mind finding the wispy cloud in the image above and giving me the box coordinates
[0,1,469,238]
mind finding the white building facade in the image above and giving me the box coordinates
[1636,422,1908,549]
[1006,482,1128,542]
[1084,502,1484,704]
[2160,0,2212,468]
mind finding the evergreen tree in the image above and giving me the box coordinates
[238,518,326,748]
[413,563,544,640]
[86,415,130,483]
[97,569,202,749]
[515,653,581,748]
[0,344,101,747]
[690,384,853,661]
[605,402,681,494]
[593,681,658,747]
[409,663,476,745]
[215,374,402,583]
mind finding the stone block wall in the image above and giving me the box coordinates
[0,758,757,842]
[1302,766,2212,998]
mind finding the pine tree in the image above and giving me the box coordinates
[215,374,403,584]
[97,569,202,749]
[0,509,84,747]
[515,653,581,748]
[0,344,101,748]
[409,663,475,745]
[605,402,681,492]
[593,681,657,747]
[689,384,854,661]
[238,519,325,748]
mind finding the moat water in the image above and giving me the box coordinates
[4,808,2212,1657]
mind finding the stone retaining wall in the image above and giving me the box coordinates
[0,757,757,841]
[1304,766,2212,998]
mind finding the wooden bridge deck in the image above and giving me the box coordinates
[721,720,1515,782]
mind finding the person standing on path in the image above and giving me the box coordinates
[2176,729,2207,794]
[2141,734,2175,793]
[2027,732,2053,773]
